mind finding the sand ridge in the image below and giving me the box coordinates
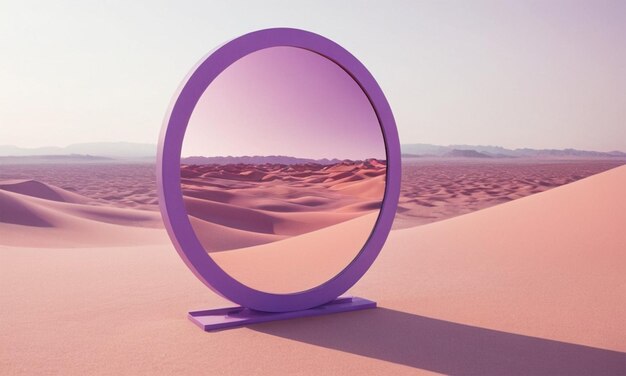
[180,159,386,252]
[1,166,624,375]
[1,159,621,231]
[395,159,624,228]
[0,163,158,210]
[0,179,166,247]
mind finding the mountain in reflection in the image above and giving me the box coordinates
[181,155,349,165]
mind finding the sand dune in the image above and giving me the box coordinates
[0,179,91,204]
[181,160,386,252]
[211,212,380,293]
[2,160,619,230]
[188,216,287,252]
[330,174,386,199]
[0,163,159,210]
[0,180,166,247]
[365,165,626,354]
[395,159,624,228]
[1,166,624,375]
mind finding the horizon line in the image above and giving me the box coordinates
[1,141,624,154]
[180,155,387,160]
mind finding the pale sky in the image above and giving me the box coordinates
[183,46,385,160]
[1,0,624,151]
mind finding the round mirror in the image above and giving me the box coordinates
[158,28,400,312]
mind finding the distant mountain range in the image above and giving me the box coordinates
[0,154,114,164]
[401,144,626,159]
[181,155,345,165]
[0,142,624,163]
[0,142,156,159]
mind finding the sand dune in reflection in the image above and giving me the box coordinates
[181,159,386,253]
[211,212,380,293]
[181,159,386,292]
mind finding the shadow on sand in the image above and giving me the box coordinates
[252,307,625,375]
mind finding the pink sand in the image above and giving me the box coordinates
[181,160,386,252]
[1,166,624,374]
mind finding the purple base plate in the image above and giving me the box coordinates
[188,296,376,331]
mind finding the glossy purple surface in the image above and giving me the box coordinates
[157,28,400,312]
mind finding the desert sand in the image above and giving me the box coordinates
[1,159,619,229]
[210,212,379,293]
[180,159,385,293]
[395,159,624,228]
[0,180,166,248]
[0,163,159,210]
[181,160,386,252]
[1,165,625,374]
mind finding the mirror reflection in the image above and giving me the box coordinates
[181,46,386,293]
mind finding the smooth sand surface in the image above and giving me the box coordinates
[0,181,166,248]
[211,212,379,294]
[1,166,625,374]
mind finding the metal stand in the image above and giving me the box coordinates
[188,296,376,331]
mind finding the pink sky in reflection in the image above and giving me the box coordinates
[183,46,386,160]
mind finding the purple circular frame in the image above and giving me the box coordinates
[157,28,400,313]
